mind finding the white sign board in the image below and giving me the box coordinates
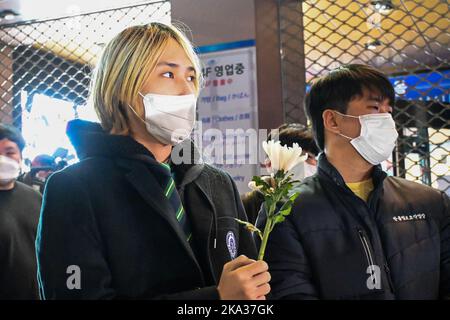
[198,45,259,194]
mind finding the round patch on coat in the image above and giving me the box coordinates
[226,231,237,259]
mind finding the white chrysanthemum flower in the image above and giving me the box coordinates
[262,140,307,174]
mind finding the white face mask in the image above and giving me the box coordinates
[129,93,197,145]
[290,161,317,181]
[0,155,20,185]
[336,111,398,165]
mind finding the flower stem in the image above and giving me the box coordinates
[257,215,274,261]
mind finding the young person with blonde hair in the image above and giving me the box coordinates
[36,22,270,300]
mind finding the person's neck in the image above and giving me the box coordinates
[0,180,15,191]
[127,116,173,163]
[325,144,373,183]
[132,133,172,163]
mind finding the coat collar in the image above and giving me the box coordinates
[66,119,152,160]
[317,152,387,191]
[317,152,389,228]
[69,119,217,282]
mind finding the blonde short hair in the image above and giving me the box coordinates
[90,22,201,135]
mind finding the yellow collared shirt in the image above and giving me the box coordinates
[346,178,374,202]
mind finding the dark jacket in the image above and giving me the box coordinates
[263,153,450,300]
[0,181,41,300]
[241,190,264,225]
[36,120,256,300]
[241,175,272,225]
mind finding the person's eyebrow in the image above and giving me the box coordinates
[4,146,17,152]
[368,95,383,102]
[156,61,196,73]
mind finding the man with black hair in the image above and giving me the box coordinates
[0,123,41,299]
[268,123,319,168]
[264,64,450,300]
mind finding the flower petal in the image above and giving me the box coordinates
[285,143,306,172]
[248,181,263,192]
[262,140,270,157]
[269,141,281,172]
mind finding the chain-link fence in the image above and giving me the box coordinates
[280,0,449,195]
[0,0,170,162]
[1,0,449,194]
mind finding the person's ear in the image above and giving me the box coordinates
[322,109,341,135]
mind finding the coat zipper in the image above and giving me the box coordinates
[384,262,396,294]
[358,229,379,289]
[207,217,218,284]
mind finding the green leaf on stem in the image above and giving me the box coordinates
[278,203,293,217]
[253,176,270,188]
[274,169,285,181]
[273,215,285,224]
[289,192,300,202]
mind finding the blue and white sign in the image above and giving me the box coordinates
[389,70,450,103]
[197,40,259,194]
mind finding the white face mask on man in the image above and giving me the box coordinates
[129,93,197,146]
[0,155,20,185]
[335,111,398,165]
[290,161,317,181]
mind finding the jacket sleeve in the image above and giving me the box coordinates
[439,191,450,299]
[36,170,116,299]
[263,209,319,300]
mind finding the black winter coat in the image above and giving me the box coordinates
[36,120,256,299]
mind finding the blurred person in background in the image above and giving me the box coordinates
[19,154,57,194]
[241,123,319,224]
[0,123,41,300]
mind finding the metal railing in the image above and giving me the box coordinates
[0,1,170,162]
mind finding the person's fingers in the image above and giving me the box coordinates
[255,283,271,298]
[251,270,271,287]
[224,255,255,272]
[240,260,269,277]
